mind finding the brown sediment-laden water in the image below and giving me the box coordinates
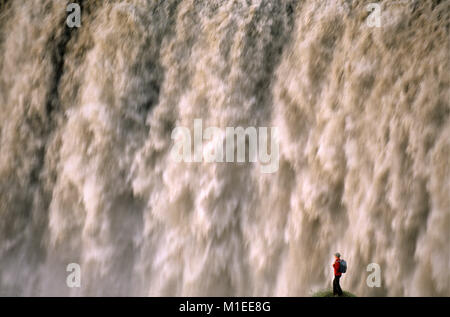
[0,0,448,296]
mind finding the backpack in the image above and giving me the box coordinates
[339,259,347,273]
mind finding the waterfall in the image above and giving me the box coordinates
[0,0,448,296]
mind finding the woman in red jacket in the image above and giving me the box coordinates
[333,252,343,296]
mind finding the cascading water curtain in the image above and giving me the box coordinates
[0,0,448,296]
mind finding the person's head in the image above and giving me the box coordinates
[334,252,340,259]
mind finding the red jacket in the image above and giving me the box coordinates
[333,259,342,276]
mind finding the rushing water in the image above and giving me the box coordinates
[0,0,448,296]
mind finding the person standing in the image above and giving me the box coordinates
[332,252,343,296]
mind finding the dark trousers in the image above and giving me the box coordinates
[333,275,343,296]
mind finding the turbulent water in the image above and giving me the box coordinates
[0,0,449,296]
